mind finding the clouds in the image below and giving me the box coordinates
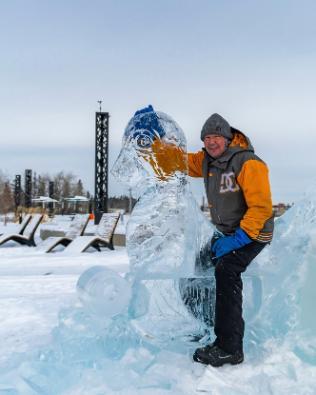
[0,0,315,202]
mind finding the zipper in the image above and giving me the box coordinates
[214,168,221,223]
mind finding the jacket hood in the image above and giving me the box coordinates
[229,127,254,152]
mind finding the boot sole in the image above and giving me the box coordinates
[193,355,244,367]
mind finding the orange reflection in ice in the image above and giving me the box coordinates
[139,139,187,181]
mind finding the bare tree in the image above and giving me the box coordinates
[62,173,76,198]
[73,179,84,196]
[0,170,7,190]
[0,182,14,217]
[32,171,38,198]
[53,171,64,201]
[0,170,88,215]
[37,175,46,196]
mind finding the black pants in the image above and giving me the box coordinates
[213,241,266,354]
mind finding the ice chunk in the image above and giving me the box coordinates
[76,266,131,319]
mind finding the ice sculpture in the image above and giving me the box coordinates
[111,106,219,343]
[245,194,316,364]
[80,106,217,344]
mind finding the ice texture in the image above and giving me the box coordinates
[1,107,316,394]
[247,194,316,365]
[77,266,131,320]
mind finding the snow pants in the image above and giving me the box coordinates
[213,241,266,354]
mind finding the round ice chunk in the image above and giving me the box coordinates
[76,266,131,318]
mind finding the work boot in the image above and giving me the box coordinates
[193,342,216,362]
[193,345,244,367]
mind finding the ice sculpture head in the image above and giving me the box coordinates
[111,105,188,190]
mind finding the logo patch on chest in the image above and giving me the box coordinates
[219,172,240,193]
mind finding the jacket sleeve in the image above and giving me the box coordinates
[236,159,273,240]
[187,151,204,177]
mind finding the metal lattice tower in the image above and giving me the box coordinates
[24,169,32,208]
[49,181,54,199]
[49,181,55,214]
[14,175,21,208]
[94,111,109,224]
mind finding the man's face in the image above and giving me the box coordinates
[203,134,228,158]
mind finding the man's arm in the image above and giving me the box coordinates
[237,159,273,240]
[187,151,204,177]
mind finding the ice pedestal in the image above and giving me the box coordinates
[129,279,206,345]
[76,268,264,349]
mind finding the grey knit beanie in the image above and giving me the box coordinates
[200,113,233,141]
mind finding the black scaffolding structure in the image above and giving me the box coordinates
[94,111,109,224]
[48,181,55,214]
[24,169,32,208]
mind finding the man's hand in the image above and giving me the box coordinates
[211,228,252,259]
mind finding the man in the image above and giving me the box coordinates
[188,113,274,367]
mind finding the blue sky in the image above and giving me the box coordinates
[0,0,316,203]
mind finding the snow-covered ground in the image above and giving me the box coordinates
[0,214,315,395]
[0,243,129,369]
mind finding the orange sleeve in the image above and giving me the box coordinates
[187,151,204,177]
[237,160,273,239]
[147,140,188,180]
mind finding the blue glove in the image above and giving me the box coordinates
[212,228,252,258]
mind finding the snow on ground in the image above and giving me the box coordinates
[0,218,129,372]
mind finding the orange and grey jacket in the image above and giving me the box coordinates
[188,129,274,243]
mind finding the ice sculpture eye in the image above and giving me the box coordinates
[133,130,156,148]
